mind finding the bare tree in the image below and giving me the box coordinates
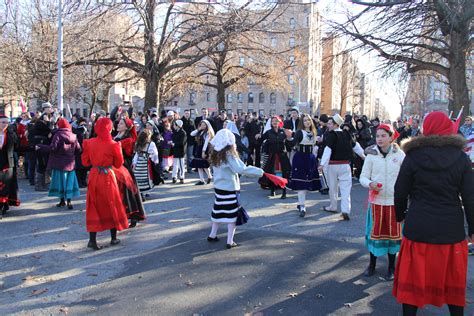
[67,0,281,112]
[187,11,295,112]
[331,0,473,116]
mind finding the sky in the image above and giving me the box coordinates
[317,0,402,120]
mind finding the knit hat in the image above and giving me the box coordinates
[57,118,71,130]
[210,129,236,151]
[41,102,52,109]
[167,110,174,116]
[422,111,454,136]
[331,113,344,126]
[174,119,183,128]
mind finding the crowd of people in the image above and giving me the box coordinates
[1,101,473,315]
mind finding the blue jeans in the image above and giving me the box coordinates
[186,145,194,168]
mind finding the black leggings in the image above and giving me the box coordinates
[403,304,464,316]
[89,229,117,243]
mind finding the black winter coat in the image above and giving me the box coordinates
[171,129,187,158]
[356,127,372,148]
[181,117,195,146]
[394,135,474,244]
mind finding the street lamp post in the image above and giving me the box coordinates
[57,0,64,115]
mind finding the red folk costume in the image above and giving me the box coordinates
[0,122,20,207]
[81,118,128,232]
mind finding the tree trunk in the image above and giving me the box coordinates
[143,0,157,113]
[145,71,159,112]
[448,32,470,118]
[217,79,226,112]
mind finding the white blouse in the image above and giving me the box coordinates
[132,141,159,165]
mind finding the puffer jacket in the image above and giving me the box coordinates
[359,144,405,205]
[394,135,474,244]
[38,128,81,171]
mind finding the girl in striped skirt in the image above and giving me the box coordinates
[208,129,263,249]
[132,129,159,198]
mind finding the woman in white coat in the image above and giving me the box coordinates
[359,124,405,280]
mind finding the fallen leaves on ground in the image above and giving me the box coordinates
[30,288,48,296]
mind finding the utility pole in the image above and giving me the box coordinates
[57,0,64,115]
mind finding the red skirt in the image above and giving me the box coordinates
[86,168,129,233]
[393,238,468,307]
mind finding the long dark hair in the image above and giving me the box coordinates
[135,129,152,151]
[209,144,238,167]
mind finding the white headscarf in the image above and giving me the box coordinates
[210,129,236,151]
[225,120,239,135]
[263,118,272,134]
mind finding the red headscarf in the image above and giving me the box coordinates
[95,118,113,142]
[124,118,137,141]
[377,123,399,141]
[57,118,71,130]
[422,111,454,136]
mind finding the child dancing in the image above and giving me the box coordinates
[207,129,263,249]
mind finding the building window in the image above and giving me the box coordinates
[288,92,294,102]
[289,55,295,66]
[270,92,276,104]
[288,74,294,84]
[271,37,277,48]
[289,37,295,48]
[239,57,245,66]
[237,93,243,103]
[189,92,196,105]
[206,92,211,102]
[306,16,310,27]
[227,94,233,103]
[83,108,88,117]
[290,17,296,29]
[259,92,265,103]
[434,89,441,101]
[248,92,254,103]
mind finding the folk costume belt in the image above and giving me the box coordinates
[297,145,313,154]
[93,166,112,174]
[329,160,349,165]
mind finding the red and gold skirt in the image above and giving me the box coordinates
[393,238,468,307]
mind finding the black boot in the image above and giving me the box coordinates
[1,203,8,216]
[56,198,66,207]
[386,253,396,281]
[87,232,102,250]
[66,199,73,210]
[269,188,275,197]
[110,228,120,245]
[280,188,287,199]
[364,252,377,277]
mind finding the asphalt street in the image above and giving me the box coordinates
[0,173,472,315]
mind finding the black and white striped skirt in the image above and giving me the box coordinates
[211,188,241,223]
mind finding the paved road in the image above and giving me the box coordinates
[0,174,472,315]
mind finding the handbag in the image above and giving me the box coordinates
[236,207,249,226]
